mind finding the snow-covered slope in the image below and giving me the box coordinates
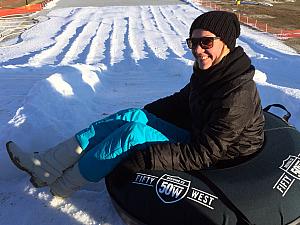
[0,2,299,225]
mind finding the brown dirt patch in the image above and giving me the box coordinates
[207,0,300,53]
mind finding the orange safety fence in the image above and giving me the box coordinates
[277,30,300,39]
[192,0,300,39]
[0,4,42,16]
[0,0,52,17]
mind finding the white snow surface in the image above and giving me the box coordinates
[0,1,300,225]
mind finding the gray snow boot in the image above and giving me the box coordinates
[50,163,89,198]
[6,137,83,188]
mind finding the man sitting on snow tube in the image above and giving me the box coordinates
[106,106,300,225]
[6,11,264,199]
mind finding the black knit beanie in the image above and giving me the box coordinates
[189,11,240,50]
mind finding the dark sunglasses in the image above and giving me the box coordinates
[186,37,220,49]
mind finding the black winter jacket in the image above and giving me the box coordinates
[125,47,265,172]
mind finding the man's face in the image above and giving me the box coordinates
[191,29,224,70]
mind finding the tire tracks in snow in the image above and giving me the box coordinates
[86,18,112,65]
[60,15,101,65]
[110,17,128,66]
[28,9,95,66]
[127,6,146,62]
[141,5,168,59]
[150,5,186,57]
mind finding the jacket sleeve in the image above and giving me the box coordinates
[125,95,254,172]
[149,104,252,170]
[144,84,191,129]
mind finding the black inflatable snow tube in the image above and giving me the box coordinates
[106,111,300,225]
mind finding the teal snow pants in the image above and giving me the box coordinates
[75,108,190,182]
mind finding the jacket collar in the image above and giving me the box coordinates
[191,46,254,97]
